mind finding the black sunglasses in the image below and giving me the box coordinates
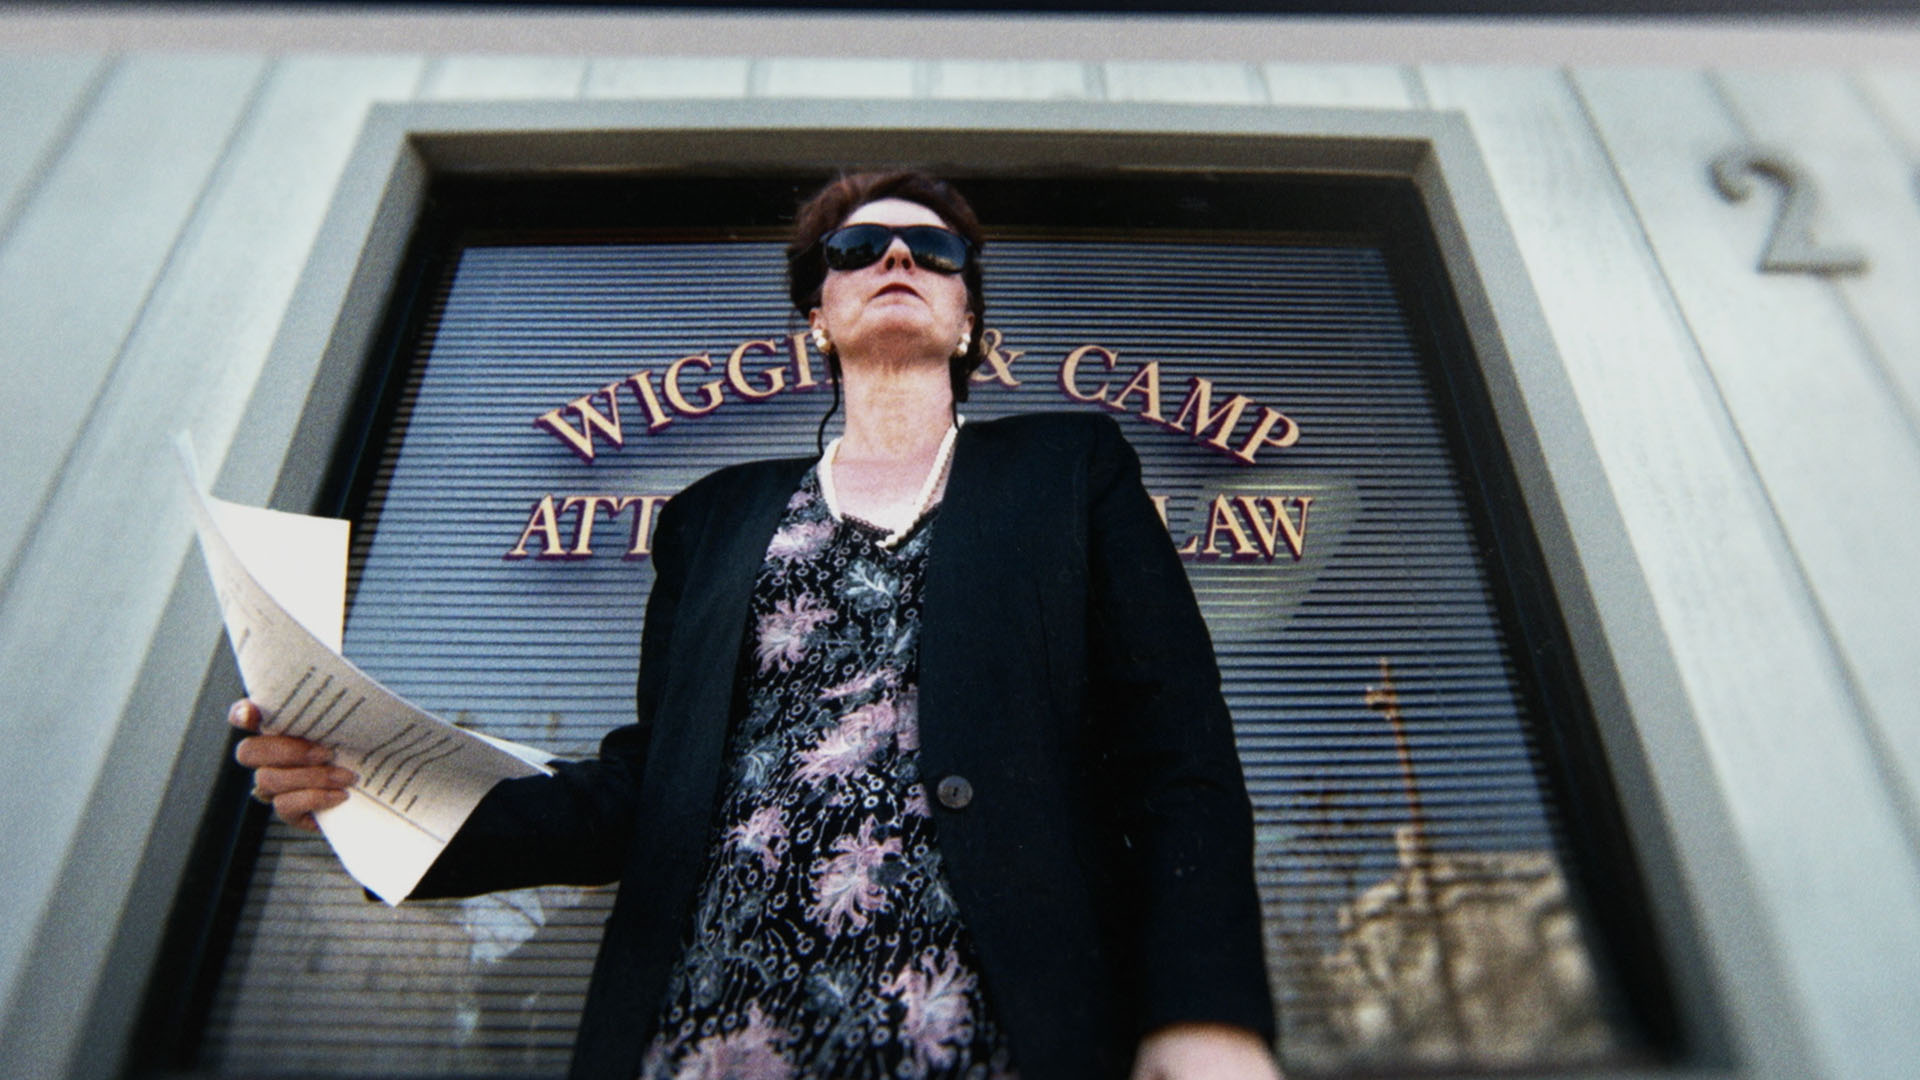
[821,224,973,275]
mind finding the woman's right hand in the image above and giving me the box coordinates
[229,699,355,831]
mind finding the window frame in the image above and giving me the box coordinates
[113,99,1765,1079]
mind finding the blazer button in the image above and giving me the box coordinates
[935,775,973,810]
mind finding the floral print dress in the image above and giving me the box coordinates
[638,468,1018,1080]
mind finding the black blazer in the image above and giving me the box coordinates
[417,412,1273,1079]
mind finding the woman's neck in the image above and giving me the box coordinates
[835,359,954,464]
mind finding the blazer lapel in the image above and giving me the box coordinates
[918,425,998,765]
[654,457,812,853]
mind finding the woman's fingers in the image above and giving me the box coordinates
[227,698,263,732]
[250,763,356,831]
[229,701,355,830]
[229,699,358,831]
[1130,1024,1283,1080]
[235,733,331,769]
[252,764,357,798]
[269,787,352,832]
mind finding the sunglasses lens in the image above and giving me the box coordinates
[822,224,970,274]
[822,225,891,271]
[901,227,969,274]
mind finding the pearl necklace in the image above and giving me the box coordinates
[818,418,962,550]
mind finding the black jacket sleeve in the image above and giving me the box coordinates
[410,491,693,897]
[1083,417,1275,1041]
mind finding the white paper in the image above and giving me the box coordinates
[177,435,552,903]
[205,498,350,651]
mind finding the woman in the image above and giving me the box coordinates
[233,171,1279,1080]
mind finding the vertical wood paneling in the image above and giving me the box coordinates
[421,56,584,100]
[1258,63,1415,108]
[753,58,917,99]
[1714,71,1920,428]
[0,54,107,236]
[1708,69,1920,815]
[1417,65,1882,1078]
[1854,69,1920,152]
[928,60,1092,100]
[584,58,752,99]
[0,55,263,1029]
[1572,66,1920,1080]
[1103,61,1264,104]
[0,55,424,1080]
[0,56,263,586]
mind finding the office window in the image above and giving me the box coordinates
[141,174,1674,1077]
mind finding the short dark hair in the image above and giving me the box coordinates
[786,170,987,403]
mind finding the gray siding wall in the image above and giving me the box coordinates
[0,30,1916,1080]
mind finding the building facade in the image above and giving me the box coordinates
[1,11,1917,1080]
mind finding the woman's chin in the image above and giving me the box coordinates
[836,330,953,370]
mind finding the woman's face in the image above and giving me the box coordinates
[811,198,973,368]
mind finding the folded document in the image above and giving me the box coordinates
[178,436,551,904]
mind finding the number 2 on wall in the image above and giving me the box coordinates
[1710,146,1868,276]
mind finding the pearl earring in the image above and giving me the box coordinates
[954,330,971,359]
[811,326,834,355]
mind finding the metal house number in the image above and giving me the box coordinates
[1710,146,1868,276]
